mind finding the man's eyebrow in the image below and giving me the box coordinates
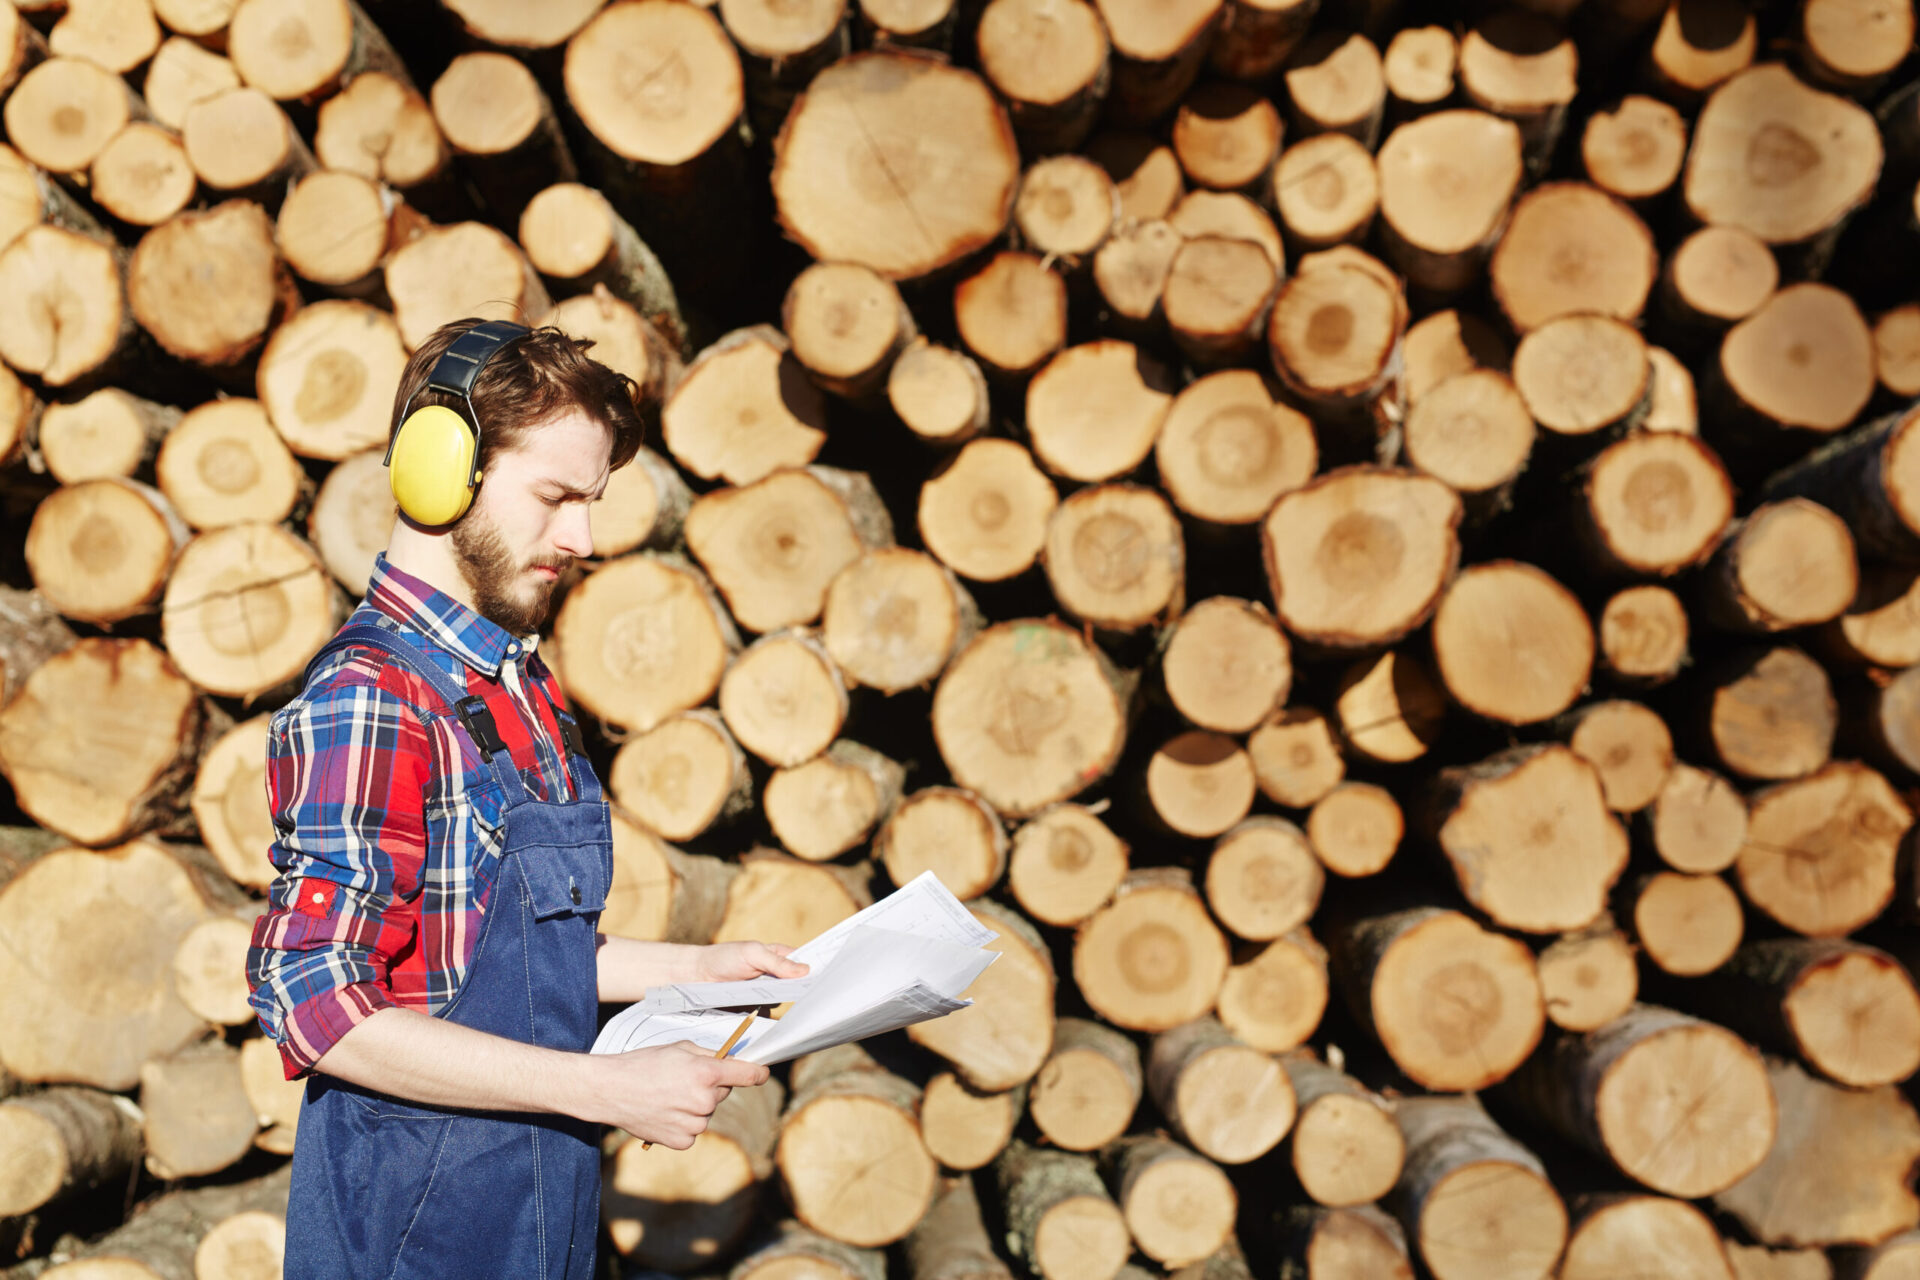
[542,478,608,500]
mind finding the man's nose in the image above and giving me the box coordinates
[556,505,594,559]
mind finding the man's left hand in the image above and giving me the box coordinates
[687,940,809,984]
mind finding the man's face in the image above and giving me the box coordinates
[450,408,612,636]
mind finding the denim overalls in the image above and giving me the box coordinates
[283,623,611,1280]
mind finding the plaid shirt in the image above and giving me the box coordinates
[247,553,579,1078]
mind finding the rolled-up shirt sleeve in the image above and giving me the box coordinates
[247,666,433,1078]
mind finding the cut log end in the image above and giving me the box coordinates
[1432,562,1594,726]
[1536,924,1638,1032]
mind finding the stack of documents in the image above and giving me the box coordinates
[591,871,999,1065]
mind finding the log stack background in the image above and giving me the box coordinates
[6,0,1920,1276]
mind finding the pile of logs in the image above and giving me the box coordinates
[7,0,1920,1276]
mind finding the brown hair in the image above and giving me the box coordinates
[389,318,644,478]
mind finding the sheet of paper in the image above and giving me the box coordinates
[738,979,971,1065]
[591,1005,778,1057]
[619,975,818,1016]
[789,870,996,970]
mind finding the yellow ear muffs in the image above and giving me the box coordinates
[388,403,482,527]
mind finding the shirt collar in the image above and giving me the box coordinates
[365,552,537,679]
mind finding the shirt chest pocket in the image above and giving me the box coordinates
[422,780,510,905]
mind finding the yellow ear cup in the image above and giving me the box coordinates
[388,404,480,527]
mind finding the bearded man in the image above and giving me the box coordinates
[247,318,798,1278]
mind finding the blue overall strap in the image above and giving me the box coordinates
[531,685,600,804]
[303,623,511,767]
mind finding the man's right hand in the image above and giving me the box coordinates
[591,1042,772,1149]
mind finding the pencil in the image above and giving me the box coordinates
[639,1012,758,1151]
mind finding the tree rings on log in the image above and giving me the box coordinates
[1247,707,1344,809]
[1281,1051,1402,1208]
[1155,370,1316,527]
[306,449,396,595]
[919,1074,1022,1172]
[1375,109,1522,293]
[876,788,1006,902]
[1092,217,1183,331]
[1582,95,1687,205]
[1383,25,1455,114]
[932,619,1129,817]
[996,1142,1130,1280]
[954,253,1068,384]
[1399,369,1534,519]
[161,524,339,699]
[1107,1134,1237,1266]
[1489,183,1656,332]
[0,226,127,389]
[131,201,298,379]
[227,0,357,101]
[713,850,869,947]
[1829,567,1920,668]
[1456,9,1576,166]
[1146,731,1255,839]
[1308,782,1401,878]
[38,385,165,493]
[1266,246,1406,425]
[1216,930,1327,1053]
[48,0,160,75]
[917,439,1058,582]
[181,87,312,205]
[139,1039,256,1179]
[766,741,904,861]
[1536,922,1637,1033]
[909,900,1054,1091]
[1027,340,1173,483]
[1335,907,1543,1091]
[774,54,1017,281]
[1737,761,1909,937]
[388,222,552,354]
[92,123,196,229]
[1875,306,1920,399]
[719,630,849,768]
[1334,649,1445,764]
[1163,235,1279,368]
[144,36,240,132]
[1643,762,1747,874]
[1558,1195,1735,1280]
[1272,134,1378,251]
[605,1079,780,1270]
[1161,597,1289,733]
[1707,646,1838,781]
[608,710,751,842]
[1577,432,1734,577]
[314,71,450,196]
[1511,312,1649,438]
[1431,562,1593,725]
[1403,308,1509,406]
[1632,871,1744,976]
[1701,499,1859,634]
[1203,816,1320,940]
[1649,0,1754,101]
[1029,1017,1141,1153]
[665,327,830,487]
[1262,466,1461,649]
[1283,32,1384,148]
[276,171,391,294]
[888,339,989,446]
[1013,154,1118,268]
[25,479,184,625]
[256,300,408,461]
[1007,804,1128,928]
[1704,939,1920,1089]
[3,57,132,176]
[782,261,913,400]
[173,914,257,1026]
[1172,83,1281,193]
[1074,870,1228,1032]
[585,446,689,563]
[191,713,276,887]
[1719,284,1876,436]
[1664,225,1778,333]
[1562,699,1674,813]
[1391,1094,1567,1280]
[778,1054,937,1247]
[691,468,892,634]
[1147,1016,1294,1165]
[1043,483,1183,632]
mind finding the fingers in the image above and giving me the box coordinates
[711,1057,772,1088]
[752,941,809,978]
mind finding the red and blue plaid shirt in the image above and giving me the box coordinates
[247,553,579,1078]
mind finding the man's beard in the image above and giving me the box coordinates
[450,514,568,637]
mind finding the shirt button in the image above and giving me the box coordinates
[570,883,582,905]
[310,892,324,904]
[507,643,519,655]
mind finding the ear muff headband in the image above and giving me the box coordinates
[385,320,532,527]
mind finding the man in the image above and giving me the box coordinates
[247,318,799,1279]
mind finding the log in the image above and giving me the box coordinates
[1729,1243,1832,1280]
[1103,1134,1237,1267]
[1270,134,1378,251]
[1283,32,1384,149]
[1375,109,1522,293]
[1641,761,1747,873]
[47,0,158,73]
[1164,235,1280,367]
[955,252,1068,383]
[1488,183,1655,333]
[521,183,683,351]
[255,299,408,461]
[1427,746,1627,933]
[781,261,913,401]
[1456,9,1576,168]
[1511,312,1650,441]
[1006,804,1128,928]
[1683,65,1880,273]
[90,123,195,229]
[189,712,275,888]
[1013,154,1118,270]
[1332,648,1445,764]
[227,0,398,102]
[1092,216,1184,333]
[765,740,904,861]
[1630,870,1743,976]
[1536,919,1638,1032]
[711,849,870,948]
[604,1078,783,1270]
[1430,561,1594,726]
[732,1222,884,1280]
[1875,306,1920,399]
[3,56,137,177]
[1849,663,1920,777]
[430,51,576,228]
[545,286,682,414]
[172,914,258,1027]
[1713,284,1876,444]
[305,447,395,594]
[1145,731,1255,839]
[1203,816,1321,941]
[1574,431,1735,578]
[1268,1204,1413,1279]
[1328,906,1544,1091]
[1403,308,1509,405]
[907,1177,1014,1280]
[1736,760,1909,937]
[1647,347,1699,433]
[1648,0,1754,102]
[181,87,314,208]
[0,839,218,1088]
[0,1087,143,1217]
[0,226,132,389]
[917,439,1059,583]
[1172,83,1281,193]
[0,0,40,101]
[1148,1016,1294,1165]
[909,899,1056,1091]
[1715,1058,1920,1249]
[441,0,602,46]
[818,547,978,697]
[603,816,736,945]
[130,200,299,383]
[159,523,343,699]
[1703,646,1837,782]
[1216,928,1327,1053]
[1154,370,1317,528]
[1798,0,1913,92]
[1247,707,1344,809]
[1759,405,1920,564]
[25,479,184,625]
[143,35,239,131]
[0,588,74,712]
[14,1164,291,1279]
[1581,94,1686,205]
[1092,0,1222,125]
[1558,1195,1735,1280]
[1074,869,1227,1032]
[720,0,849,143]
[662,326,828,486]
[995,1141,1131,1280]
[1029,1017,1142,1153]
[1169,189,1283,268]
[918,1075,1022,1173]
[0,639,200,847]
[932,618,1132,817]
[1266,245,1407,438]
[608,710,752,842]
[686,467,893,635]
[779,1046,937,1247]
[138,1038,257,1180]
[1279,1050,1402,1208]
[889,340,990,446]
[1261,466,1461,649]
[856,0,957,51]
[1160,597,1288,734]
[0,356,35,476]
[1662,224,1778,339]
[772,53,1017,281]
[1698,498,1858,635]
[313,70,455,213]
[383,220,550,350]
[1307,782,1400,877]
[1399,369,1534,521]
[1026,340,1173,483]
[1559,699,1674,813]
[37,388,176,486]
[718,630,849,768]
[585,445,689,563]
[1827,567,1920,668]
[274,170,397,298]
[1207,0,1313,80]
[1388,1094,1567,1280]
[1382,25,1454,119]
[972,0,1111,156]
[875,788,1006,902]
[1043,483,1183,633]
